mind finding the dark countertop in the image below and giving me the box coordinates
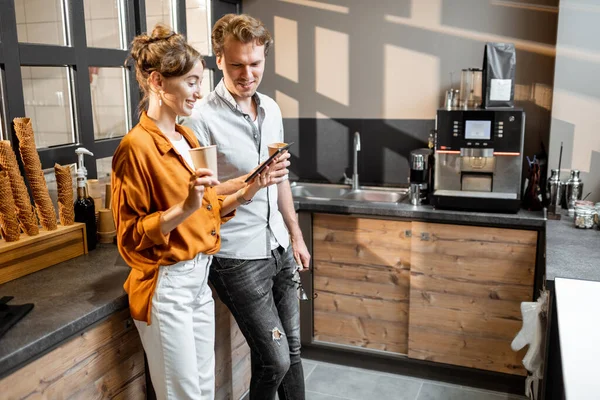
[0,245,129,378]
[546,214,600,282]
[294,198,546,229]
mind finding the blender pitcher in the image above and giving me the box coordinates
[460,68,483,109]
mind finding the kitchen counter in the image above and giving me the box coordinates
[0,245,128,378]
[546,215,600,282]
[294,198,545,229]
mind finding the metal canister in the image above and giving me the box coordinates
[565,169,584,213]
[546,169,562,214]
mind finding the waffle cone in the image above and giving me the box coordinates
[0,171,21,242]
[0,140,39,235]
[13,118,57,231]
[54,163,74,225]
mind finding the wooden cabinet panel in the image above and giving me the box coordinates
[0,309,145,399]
[408,222,537,376]
[214,296,251,400]
[313,214,411,354]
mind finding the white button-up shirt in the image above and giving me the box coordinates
[179,79,290,259]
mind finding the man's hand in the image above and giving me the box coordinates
[291,234,310,271]
[269,151,291,184]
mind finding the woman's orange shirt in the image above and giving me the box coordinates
[111,112,234,323]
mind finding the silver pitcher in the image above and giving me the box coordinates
[547,169,562,214]
[565,169,584,213]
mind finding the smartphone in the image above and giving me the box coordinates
[244,142,294,183]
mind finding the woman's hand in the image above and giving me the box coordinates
[183,168,220,212]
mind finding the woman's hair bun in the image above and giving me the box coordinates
[130,24,176,62]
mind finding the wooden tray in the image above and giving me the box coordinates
[0,223,87,285]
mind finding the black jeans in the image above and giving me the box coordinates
[210,246,305,400]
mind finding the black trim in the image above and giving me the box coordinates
[176,0,187,36]
[87,48,129,67]
[430,194,522,214]
[19,44,76,65]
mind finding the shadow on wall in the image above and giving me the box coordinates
[244,0,558,186]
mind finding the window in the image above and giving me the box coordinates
[21,66,75,148]
[84,0,126,49]
[186,0,212,56]
[15,0,68,46]
[89,67,130,140]
[0,0,234,179]
[146,0,175,31]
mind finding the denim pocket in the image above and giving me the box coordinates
[214,257,249,273]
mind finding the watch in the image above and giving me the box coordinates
[237,191,253,205]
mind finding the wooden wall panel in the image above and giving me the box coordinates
[408,222,537,376]
[313,214,411,355]
[0,309,146,399]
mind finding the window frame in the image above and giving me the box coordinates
[0,0,239,178]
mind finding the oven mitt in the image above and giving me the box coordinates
[0,296,34,340]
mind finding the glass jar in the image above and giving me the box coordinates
[574,205,595,229]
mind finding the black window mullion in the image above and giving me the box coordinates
[66,0,97,177]
[125,0,141,128]
[0,0,27,151]
[93,138,122,160]
[87,48,129,67]
[19,44,76,65]
[176,0,186,36]
[38,145,80,168]
[133,0,147,35]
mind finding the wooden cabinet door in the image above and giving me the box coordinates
[0,309,146,399]
[312,213,411,354]
[408,222,537,375]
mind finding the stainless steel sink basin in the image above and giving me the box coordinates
[290,182,408,203]
[290,183,351,199]
[342,189,404,203]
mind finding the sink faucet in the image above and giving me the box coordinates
[344,131,361,191]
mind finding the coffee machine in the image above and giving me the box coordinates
[430,108,525,213]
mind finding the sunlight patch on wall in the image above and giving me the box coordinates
[276,90,299,118]
[274,16,299,83]
[383,44,439,119]
[278,0,349,14]
[315,27,349,107]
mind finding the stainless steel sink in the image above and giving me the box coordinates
[290,182,408,203]
[290,183,351,200]
[342,189,405,203]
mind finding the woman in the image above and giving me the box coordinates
[111,24,286,399]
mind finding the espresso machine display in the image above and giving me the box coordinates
[430,108,525,213]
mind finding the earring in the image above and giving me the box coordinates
[158,90,164,107]
[159,98,162,107]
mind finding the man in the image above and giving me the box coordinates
[180,13,310,400]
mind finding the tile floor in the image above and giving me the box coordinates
[297,358,526,400]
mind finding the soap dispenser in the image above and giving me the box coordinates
[74,147,97,251]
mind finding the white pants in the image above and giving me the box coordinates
[134,253,215,400]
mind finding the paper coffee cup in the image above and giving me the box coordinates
[189,145,218,177]
[268,142,288,157]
